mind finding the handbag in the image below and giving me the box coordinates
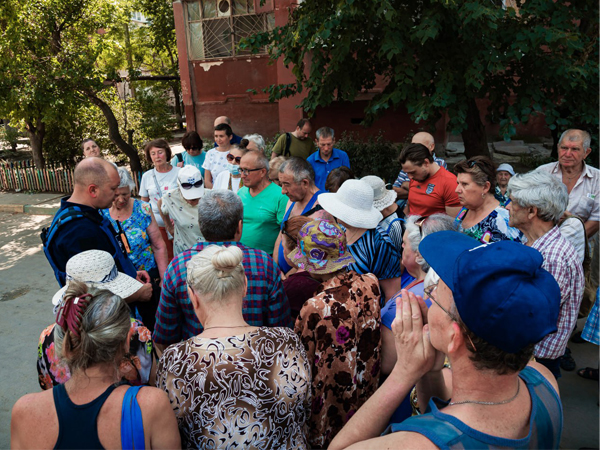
[121,385,145,450]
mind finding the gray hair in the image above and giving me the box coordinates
[316,127,334,140]
[186,245,246,305]
[558,129,591,150]
[245,150,270,171]
[242,133,266,151]
[508,171,568,224]
[197,190,244,241]
[279,157,315,184]
[404,214,458,272]
[54,281,130,377]
[117,167,136,191]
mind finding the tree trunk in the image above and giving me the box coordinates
[85,92,143,173]
[461,97,490,159]
[171,82,184,130]
[25,120,46,169]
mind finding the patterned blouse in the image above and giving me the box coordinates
[348,228,402,283]
[455,206,524,244]
[156,327,311,449]
[494,185,510,207]
[101,199,156,271]
[294,271,382,449]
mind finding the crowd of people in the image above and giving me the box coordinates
[10,121,599,449]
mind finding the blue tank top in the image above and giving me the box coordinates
[384,366,562,449]
[53,383,117,449]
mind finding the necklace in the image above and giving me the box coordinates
[202,325,249,332]
[449,380,520,406]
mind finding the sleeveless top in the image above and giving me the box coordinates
[277,190,323,274]
[53,383,117,449]
[383,366,562,449]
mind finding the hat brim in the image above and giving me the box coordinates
[373,189,397,211]
[318,193,382,229]
[52,272,143,307]
[288,247,356,275]
[179,184,205,200]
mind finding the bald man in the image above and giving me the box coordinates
[213,116,242,147]
[393,132,447,200]
[43,158,151,300]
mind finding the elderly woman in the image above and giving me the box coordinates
[454,156,523,243]
[158,165,206,257]
[139,139,180,261]
[101,167,167,283]
[495,163,515,207]
[319,179,403,303]
[14,280,180,449]
[156,245,311,449]
[212,144,247,193]
[291,219,381,449]
[242,133,266,152]
[269,155,286,186]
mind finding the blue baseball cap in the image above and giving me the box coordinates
[419,231,561,354]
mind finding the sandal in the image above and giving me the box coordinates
[560,347,576,371]
[577,367,599,381]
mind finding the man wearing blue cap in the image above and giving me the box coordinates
[330,231,563,450]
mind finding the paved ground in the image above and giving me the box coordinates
[0,210,597,448]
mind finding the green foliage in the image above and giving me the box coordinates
[241,0,599,152]
[336,132,400,183]
[0,124,21,152]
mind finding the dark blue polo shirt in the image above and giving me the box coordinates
[306,148,351,191]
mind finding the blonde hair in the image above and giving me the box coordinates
[186,245,245,303]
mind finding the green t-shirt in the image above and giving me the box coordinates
[238,182,288,254]
[271,133,316,160]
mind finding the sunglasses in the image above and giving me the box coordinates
[187,146,202,151]
[226,154,242,164]
[180,179,203,189]
[424,284,477,352]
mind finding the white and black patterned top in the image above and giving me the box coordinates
[156,327,311,450]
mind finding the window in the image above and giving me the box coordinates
[187,0,275,60]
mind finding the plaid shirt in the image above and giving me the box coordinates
[393,155,447,187]
[533,226,584,359]
[153,241,292,346]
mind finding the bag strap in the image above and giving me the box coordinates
[121,385,145,450]
[176,153,184,163]
[151,169,163,199]
[284,132,292,157]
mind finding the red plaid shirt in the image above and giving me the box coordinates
[533,226,584,359]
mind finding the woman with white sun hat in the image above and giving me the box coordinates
[318,178,403,304]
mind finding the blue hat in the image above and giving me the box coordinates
[419,231,561,354]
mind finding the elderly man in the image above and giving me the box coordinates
[153,189,291,351]
[507,171,584,378]
[42,158,151,298]
[330,231,563,449]
[538,129,599,237]
[495,163,515,207]
[393,132,447,200]
[306,127,351,190]
[399,143,461,217]
[273,157,331,274]
[238,150,288,254]
[213,116,242,146]
[270,118,316,160]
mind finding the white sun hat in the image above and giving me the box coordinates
[496,163,515,176]
[52,250,143,309]
[318,179,383,229]
[177,165,205,200]
[361,175,397,211]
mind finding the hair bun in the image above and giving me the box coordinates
[212,246,244,273]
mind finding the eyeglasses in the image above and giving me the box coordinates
[240,167,264,176]
[415,216,427,236]
[226,154,242,164]
[180,180,203,189]
[424,284,477,352]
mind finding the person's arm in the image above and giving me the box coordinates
[584,220,599,238]
[380,325,397,375]
[329,290,437,450]
[270,134,284,159]
[445,205,462,217]
[272,232,283,267]
[138,387,182,449]
[379,277,402,303]
[124,283,153,303]
[147,211,168,281]
[152,266,183,348]
[141,196,149,202]
[157,199,174,236]
[264,254,293,328]
[204,169,213,189]
[393,181,410,200]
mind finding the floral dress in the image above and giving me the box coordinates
[294,270,382,449]
[455,206,524,244]
[37,319,153,390]
[101,199,156,272]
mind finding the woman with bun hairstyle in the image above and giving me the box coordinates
[12,281,180,449]
[156,245,311,449]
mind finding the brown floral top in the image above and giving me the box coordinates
[294,270,382,448]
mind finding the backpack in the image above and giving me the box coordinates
[283,132,292,156]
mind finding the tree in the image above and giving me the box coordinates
[243,0,599,158]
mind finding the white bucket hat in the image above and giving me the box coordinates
[496,163,515,176]
[318,179,383,229]
[361,175,397,211]
[52,250,143,309]
[178,165,205,200]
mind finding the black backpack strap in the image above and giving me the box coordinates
[176,152,184,163]
[302,204,323,217]
[284,132,292,157]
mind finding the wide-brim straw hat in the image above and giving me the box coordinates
[52,250,143,309]
[361,175,397,211]
[318,179,383,229]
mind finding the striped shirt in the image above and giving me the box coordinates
[532,227,584,359]
[348,228,402,282]
[153,241,292,346]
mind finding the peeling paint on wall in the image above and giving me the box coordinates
[199,61,224,71]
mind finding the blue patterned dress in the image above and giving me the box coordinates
[455,206,524,244]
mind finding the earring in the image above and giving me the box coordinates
[481,192,485,199]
